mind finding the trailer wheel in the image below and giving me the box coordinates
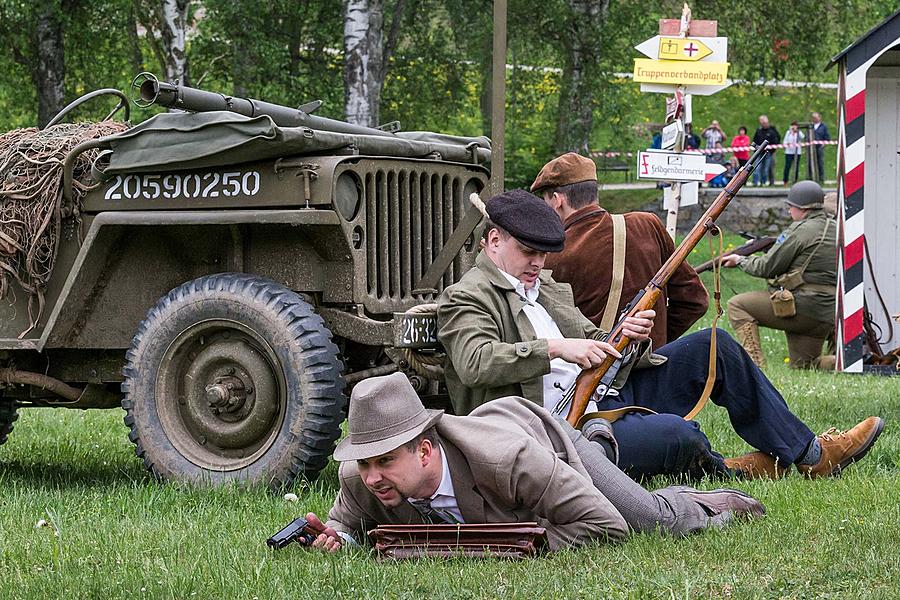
[0,400,18,447]
[122,273,346,488]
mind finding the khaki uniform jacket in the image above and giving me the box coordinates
[437,252,658,416]
[739,210,836,321]
[325,396,629,551]
[545,206,708,348]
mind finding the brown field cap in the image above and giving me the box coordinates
[531,152,597,193]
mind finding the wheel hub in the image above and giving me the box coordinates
[205,374,250,415]
[157,320,286,470]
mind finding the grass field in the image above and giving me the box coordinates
[1,233,898,599]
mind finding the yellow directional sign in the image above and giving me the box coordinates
[658,37,713,61]
[633,58,729,86]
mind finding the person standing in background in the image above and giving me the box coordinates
[701,120,726,149]
[684,124,701,150]
[753,115,781,186]
[811,112,830,183]
[782,122,805,185]
[731,126,751,168]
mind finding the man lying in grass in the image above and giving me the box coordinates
[304,373,764,553]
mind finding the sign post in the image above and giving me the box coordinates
[666,5,691,240]
[633,3,728,239]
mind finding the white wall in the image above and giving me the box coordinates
[864,62,900,353]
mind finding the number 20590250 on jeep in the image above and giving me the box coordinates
[0,74,490,489]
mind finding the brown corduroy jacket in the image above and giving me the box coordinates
[545,206,709,349]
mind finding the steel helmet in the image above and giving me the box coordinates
[786,180,824,209]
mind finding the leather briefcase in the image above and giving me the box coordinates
[367,522,548,559]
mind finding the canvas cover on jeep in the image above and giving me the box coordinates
[104,111,492,175]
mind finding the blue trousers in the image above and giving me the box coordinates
[752,152,773,185]
[605,329,816,479]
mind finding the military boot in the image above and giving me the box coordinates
[735,322,766,368]
[725,451,791,479]
[798,417,885,478]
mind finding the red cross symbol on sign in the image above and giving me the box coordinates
[684,43,699,57]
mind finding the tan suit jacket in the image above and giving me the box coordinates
[326,397,628,551]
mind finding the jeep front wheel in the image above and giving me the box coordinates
[0,400,18,447]
[122,273,345,488]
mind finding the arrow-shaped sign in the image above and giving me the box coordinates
[635,36,727,62]
[636,150,726,182]
[658,37,713,61]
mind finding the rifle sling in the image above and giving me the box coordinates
[576,230,724,428]
[682,231,726,421]
[600,214,627,332]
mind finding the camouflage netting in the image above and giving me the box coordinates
[0,121,129,335]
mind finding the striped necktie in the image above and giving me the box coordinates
[409,498,459,524]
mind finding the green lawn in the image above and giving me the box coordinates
[1,233,898,599]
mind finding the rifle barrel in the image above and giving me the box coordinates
[565,142,768,426]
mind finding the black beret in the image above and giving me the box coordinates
[485,189,565,252]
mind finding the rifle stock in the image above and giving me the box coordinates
[565,141,770,427]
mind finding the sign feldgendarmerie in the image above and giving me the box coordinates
[636,150,724,182]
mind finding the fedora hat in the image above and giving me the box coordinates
[333,372,443,461]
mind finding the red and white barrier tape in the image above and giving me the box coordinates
[589,139,838,159]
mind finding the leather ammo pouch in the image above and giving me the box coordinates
[367,523,548,559]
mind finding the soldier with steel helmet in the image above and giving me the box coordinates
[721,180,837,370]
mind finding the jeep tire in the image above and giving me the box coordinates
[0,400,18,447]
[122,273,345,488]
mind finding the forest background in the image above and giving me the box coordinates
[0,0,897,188]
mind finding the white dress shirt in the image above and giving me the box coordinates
[498,270,585,413]
[408,444,464,523]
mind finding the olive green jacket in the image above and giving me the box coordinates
[739,210,836,321]
[437,252,657,416]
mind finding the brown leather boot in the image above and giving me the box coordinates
[735,322,766,368]
[797,417,885,478]
[725,451,791,479]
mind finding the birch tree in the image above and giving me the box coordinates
[553,0,610,155]
[343,0,406,127]
[135,0,189,85]
[33,3,68,127]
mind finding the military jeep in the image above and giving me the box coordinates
[0,75,489,488]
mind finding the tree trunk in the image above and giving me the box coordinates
[343,0,384,127]
[127,2,145,75]
[478,25,493,137]
[33,6,66,128]
[553,0,609,155]
[232,32,254,97]
[158,0,188,85]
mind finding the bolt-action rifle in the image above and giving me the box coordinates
[692,232,776,274]
[562,141,770,427]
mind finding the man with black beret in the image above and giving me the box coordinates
[437,189,884,482]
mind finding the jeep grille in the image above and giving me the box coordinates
[358,165,480,313]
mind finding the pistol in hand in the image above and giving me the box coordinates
[266,516,324,550]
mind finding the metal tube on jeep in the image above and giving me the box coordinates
[140,78,394,137]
